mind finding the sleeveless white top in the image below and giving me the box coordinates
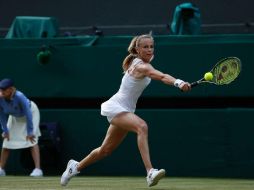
[101,58,151,122]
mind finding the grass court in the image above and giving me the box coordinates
[1,176,254,190]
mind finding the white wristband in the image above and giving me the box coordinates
[174,79,184,88]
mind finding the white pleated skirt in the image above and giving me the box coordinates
[2,101,41,149]
[101,100,134,123]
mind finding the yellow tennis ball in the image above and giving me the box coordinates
[204,72,213,81]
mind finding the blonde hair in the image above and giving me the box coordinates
[122,34,153,72]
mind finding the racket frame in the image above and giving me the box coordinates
[191,57,241,87]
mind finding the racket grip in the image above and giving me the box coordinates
[190,81,199,87]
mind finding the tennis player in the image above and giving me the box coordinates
[61,34,191,187]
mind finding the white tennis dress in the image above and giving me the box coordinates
[101,58,151,122]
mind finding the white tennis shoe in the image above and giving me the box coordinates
[60,159,80,186]
[146,168,166,187]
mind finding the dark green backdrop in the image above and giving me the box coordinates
[0,34,253,98]
[0,34,254,177]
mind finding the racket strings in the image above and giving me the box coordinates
[213,59,241,85]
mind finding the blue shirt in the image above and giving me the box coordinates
[0,90,33,135]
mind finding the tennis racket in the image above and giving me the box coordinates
[191,57,241,87]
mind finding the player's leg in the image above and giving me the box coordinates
[111,112,165,187]
[77,124,128,170]
[111,112,152,172]
[61,124,128,186]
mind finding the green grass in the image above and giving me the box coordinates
[0,176,254,190]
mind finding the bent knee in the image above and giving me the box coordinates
[137,122,148,135]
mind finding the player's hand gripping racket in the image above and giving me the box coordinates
[191,57,241,88]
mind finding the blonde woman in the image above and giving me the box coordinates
[61,34,191,187]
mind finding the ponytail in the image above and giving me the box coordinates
[122,36,138,72]
[122,54,136,72]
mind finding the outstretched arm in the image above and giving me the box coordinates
[137,63,191,91]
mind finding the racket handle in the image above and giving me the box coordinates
[191,81,199,87]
